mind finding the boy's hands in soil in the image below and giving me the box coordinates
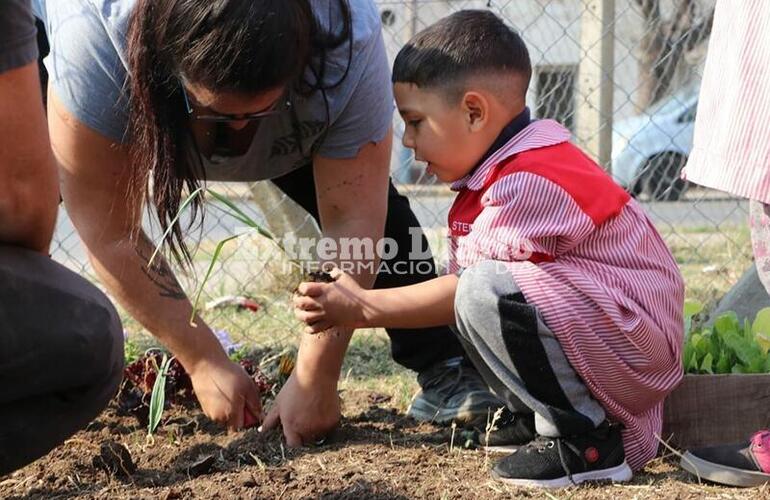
[188,356,263,432]
[293,269,371,334]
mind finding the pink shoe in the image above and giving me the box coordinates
[681,430,770,487]
[751,430,770,473]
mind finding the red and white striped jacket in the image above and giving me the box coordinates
[448,120,685,471]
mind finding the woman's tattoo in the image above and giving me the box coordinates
[135,246,187,300]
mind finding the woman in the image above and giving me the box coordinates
[679,0,770,487]
[34,0,502,445]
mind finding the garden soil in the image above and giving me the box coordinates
[0,390,767,499]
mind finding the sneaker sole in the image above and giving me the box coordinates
[406,393,505,425]
[492,461,633,489]
[482,444,522,454]
[680,451,770,487]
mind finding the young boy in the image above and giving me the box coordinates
[292,10,684,487]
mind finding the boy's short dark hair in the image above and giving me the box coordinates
[392,10,532,101]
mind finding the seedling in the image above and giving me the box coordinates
[119,347,281,434]
[150,188,304,326]
[148,353,172,436]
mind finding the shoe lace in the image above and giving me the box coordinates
[524,436,585,486]
[559,439,587,486]
[524,435,556,453]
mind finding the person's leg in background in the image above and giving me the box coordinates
[750,201,770,294]
[0,246,125,475]
[679,201,770,488]
[271,164,504,425]
[453,260,631,487]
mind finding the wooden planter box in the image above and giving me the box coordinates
[662,374,770,449]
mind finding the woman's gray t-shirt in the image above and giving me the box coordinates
[0,0,39,74]
[33,0,393,181]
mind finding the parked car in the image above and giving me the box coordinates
[612,88,699,201]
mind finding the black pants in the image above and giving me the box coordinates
[0,246,124,475]
[272,163,466,372]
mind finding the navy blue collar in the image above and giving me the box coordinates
[473,107,531,170]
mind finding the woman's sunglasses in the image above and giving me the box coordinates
[181,84,291,122]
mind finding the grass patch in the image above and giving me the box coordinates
[662,224,753,310]
[341,329,417,411]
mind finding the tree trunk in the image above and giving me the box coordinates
[634,0,714,110]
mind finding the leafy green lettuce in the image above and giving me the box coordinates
[683,301,770,374]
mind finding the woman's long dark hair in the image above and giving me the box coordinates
[127,0,352,267]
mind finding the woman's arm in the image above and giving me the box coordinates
[260,8,395,445]
[48,91,261,430]
[293,128,392,377]
[260,129,392,445]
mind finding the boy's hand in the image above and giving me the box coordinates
[293,269,370,334]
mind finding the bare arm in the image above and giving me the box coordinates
[364,274,457,328]
[48,91,260,429]
[295,272,458,331]
[260,129,392,444]
[0,62,58,253]
[293,127,392,380]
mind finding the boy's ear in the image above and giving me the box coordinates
[462,91,488,131]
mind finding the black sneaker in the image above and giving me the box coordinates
[491,422,632,488]
[681,430,770,487]
[471,409,537,452]
[407,358,506,426]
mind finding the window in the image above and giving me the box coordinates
[535,65,576,132]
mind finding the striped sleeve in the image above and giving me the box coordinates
[459,172,595,263]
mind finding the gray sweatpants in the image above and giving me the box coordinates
[453,260,605,437]
[0,245,124,475]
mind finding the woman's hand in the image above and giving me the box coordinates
[292,269,371,334]
[259,370,340,446]
[187,356,263,431]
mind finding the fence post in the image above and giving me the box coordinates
[410,0,419,38]
[576,0,615,173]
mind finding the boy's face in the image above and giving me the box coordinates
[394,83,491,183]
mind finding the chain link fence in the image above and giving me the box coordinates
[51,0,753,346]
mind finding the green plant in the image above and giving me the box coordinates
[150,188,300,326]
[125,345,281,437]
[124,335,143,365]
[683,301,770,374]
[147,353,172,436]
[227,344,251,363]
